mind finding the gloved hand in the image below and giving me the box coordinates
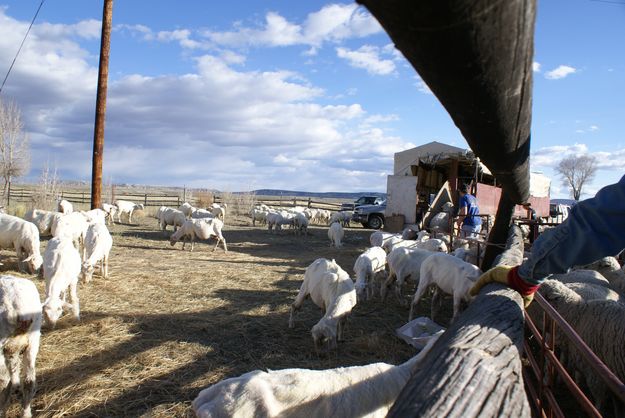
[470,265,539,307]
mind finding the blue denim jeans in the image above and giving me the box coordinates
[461,224,482,239]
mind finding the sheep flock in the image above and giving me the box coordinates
[0,197,622,417]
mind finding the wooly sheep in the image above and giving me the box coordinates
[409,252,482,322]
[329,211,351,228]
[537,279,625,417]
[574,256,625,295]
[42,236,82,327]
[57,199,73,214]
[81,223,113,283]
[24,208,59,237]
[170,218,227,252]
[0,275,42,418]
[353,246,387,300]
[114,200,145,224]
[101,203,117,225]
[382,247,438,304]
[289,258,356,351]
[192,332,441,418]
[328,222,344,248]
[0,213,44,274]
[191,209,215,219]
[428,201,455,233]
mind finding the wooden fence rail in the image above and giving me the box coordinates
[5,188,345,212]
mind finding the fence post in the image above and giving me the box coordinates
[308,197,312,208]
[7,181,10,207]
[183,186,186,203]
[82,192,85,204]
[144,193,148,207]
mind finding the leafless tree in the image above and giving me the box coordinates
[0,98,31,200]
[555,154,598,201]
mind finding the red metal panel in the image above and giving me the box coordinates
[475,183,550,217]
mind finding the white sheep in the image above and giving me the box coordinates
[537,280,625,416]
[409,252,482,321]
[428,201,455,232]
[267,211,293,234]
[369,231,398,248]
[57,199,73,214]
[158,207,186,232]
[574,256,625,295]
[211,205,226,222]
[382,247,438,303]
[353,246,387,300]
[42,236,82,327]
[0,275,42,418]
[289,258,357,351]
[0,214,44,274]
[101,203,117,225]
[81,223,113,283]
[328,222,344,248]
[179,202,196,218]
[250,207,268,226]
[23,208,59,237]
[114,200,144,224]
[329,211,351,228]
[191,208,215,219]
[169,218,227,252]
[79,208,106,225]
[192,332,441,418]
[292,212,309,236]
[51,212,89,259]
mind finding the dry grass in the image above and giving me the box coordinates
[1,213,441,417]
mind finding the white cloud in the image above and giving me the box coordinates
[336,45,396,75]
[0,8,410,192]
[531,143,589,167]
[532,61,541,72]
[589,125,599,131]
[545,65,577,80]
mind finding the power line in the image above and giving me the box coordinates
[0,0,47,96]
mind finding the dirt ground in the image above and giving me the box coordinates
[2,212,443,417]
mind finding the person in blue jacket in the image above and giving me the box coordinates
[456,183,482,238]
[471,174,625,306]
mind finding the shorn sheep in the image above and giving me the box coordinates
[0,214,44,274]
[192,332,441,418]
[353,246,387,301]
[23,209,58,237]
[0,275,42,418]
[328,222,344,248]
[57,199,73,214]
[81,223,113,283]
[382,247,437,303]
[289,258,357,351]
[101,203,117,225]
[42,236,82,327]
[170,218,227,252]
[114,200,144,224]
[409,252,482,322]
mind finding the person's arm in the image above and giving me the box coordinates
[456,195,468,231]
[472,174,625,305]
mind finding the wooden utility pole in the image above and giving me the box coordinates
[91,0,113,209]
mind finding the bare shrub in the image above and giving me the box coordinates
[194,190,213,209]
[31,162,60,211]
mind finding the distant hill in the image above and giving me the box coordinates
[249,189,386,200]
[550,198,577,206]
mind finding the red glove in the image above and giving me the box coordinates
[470,265,539,307]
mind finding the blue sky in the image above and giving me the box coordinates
[0,0,623,198]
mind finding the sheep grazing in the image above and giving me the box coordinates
[57,199,73,214]
[114,199,145,224]
[292,212,309,236]
[382,247,437,303]
[289,258,357,351]
[328,222,344,248]
[192,332,441,418]
[101,203,117,225]
[409,252,482,322]
[179,202,196,218]
[169,218,227,252]
[353,246,387,300]
[191,208,214,219]
[81,223,113,283]
[42,236,82,327]
[23,208,59,237]
[0,213,44,274]
[537,280,625,416]
[0,275,42,418]
[51,212,89,259]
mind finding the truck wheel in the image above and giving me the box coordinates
[368,215,383,230]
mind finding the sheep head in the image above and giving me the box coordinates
[81,261,95,283]
[311,320,337,352]
[23,254,43,274]
[43,298,65,327]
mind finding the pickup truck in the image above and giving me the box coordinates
[351,200,386,229]
[340,196,385,212]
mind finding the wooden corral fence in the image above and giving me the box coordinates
[7,187,345,212]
